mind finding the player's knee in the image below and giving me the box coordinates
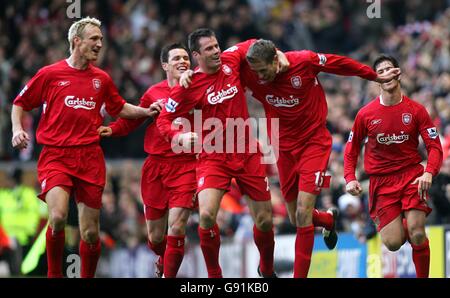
[148,231,165,244]
[81,226,99,243]
[169,222,186,236]
[199,210,216,228]
[408,228,426,245]
[254,212,273,232]
[50,210,67,230]
[287,212,296,225]
[295,206,313,225]
[383,238,403,251]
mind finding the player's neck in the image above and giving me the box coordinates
[167,76,178,88]
[198,64,219,75]
[380,88,402,106]
[67,55,90,70]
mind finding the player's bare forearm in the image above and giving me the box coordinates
[11,105,30,149]
[118,102,162,119]
[11,105,24,132]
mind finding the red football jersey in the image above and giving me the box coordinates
[13,60,126,146]
[241,50,378,151]
[109,80,195,158]
[344,95,443,182]
[157,40,257,160]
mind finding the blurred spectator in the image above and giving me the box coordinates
[0,167,46,275]
[1,0,450,277]
[429,156,450,224]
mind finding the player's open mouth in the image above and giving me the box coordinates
[177,66,187,71]
[92,49,100,54]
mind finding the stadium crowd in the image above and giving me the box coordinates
[1,0,450,276]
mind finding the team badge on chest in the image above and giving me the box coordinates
[290,76,302,89]
[222,65,232,75]
[402,113,412,125]
[92,79,101,91]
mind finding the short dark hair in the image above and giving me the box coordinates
[373,54,399,71]
[246,39,277,64]
[188,28,216,53]
[160,43,189,64]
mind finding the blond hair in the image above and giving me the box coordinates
[67,17,101,54]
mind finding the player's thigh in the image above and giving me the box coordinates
[235,154,271,201]
[168,207,192,235]
[244,195,273,231]
[146,212,169,241]
[46,186,71,222]
[379,215,404,250]
[298,143,331,195]
[198,188,226,219]
[276,150,299,203]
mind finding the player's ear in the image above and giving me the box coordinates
[162,62,169,72]
[192,51,200,59]
[73,35,82,48]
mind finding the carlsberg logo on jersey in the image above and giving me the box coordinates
[207,84,238,104]
[376,132,409,145]
[266,95,300,107]
[64,95,96,110]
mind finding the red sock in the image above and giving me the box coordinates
[46,227,65,278]
[253,225,274,276]
[312,209,333,230]
[79,239,101,278]
[294,225,315,278]
[411,238,430,278]
[164,235,185,278]
[198,224,222,278]
[148,236,167,258]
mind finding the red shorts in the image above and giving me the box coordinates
[141,155,197,220]
[37,144,106,209]
[369,164,432,231]
[277,129,332,202]
[196,153,270,201]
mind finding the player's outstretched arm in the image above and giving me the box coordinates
[180,69,194,88]
[374,67,401,83]
[276,50,290,73]
[118,101,163,119]
[11,105,30,150]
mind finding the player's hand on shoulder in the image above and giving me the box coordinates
[11,129,30,150]
[176,132,198,150]
[148,101,164,117]
[375,67,401,83]
[180,69,194,88]
[345,180,363,196]
[276,50,290,73]
[97,126,112,137]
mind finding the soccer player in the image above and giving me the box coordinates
[97,43,196,278]
[11,17,160,278]
[157,29,277,278]
[344,55,443,278]
[236,39,400,277]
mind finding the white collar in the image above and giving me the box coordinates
[65,59,76,69]
[379,94,402,106]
